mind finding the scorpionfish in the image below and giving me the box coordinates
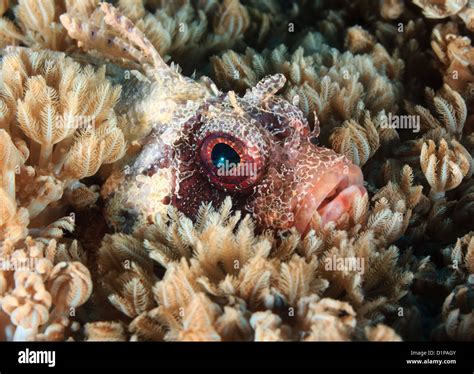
[61,3,367,235]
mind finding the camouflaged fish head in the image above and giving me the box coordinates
[62,3,367,234]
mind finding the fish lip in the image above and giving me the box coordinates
[293,164,366,235]
[316,184,367,226]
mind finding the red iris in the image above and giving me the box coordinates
[198,133,265,192]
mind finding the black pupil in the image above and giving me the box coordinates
[211,143,240,169]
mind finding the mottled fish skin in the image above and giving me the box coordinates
[103,73,366,235]
[63,3,367,235]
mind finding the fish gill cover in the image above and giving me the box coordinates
[0,0,472,343]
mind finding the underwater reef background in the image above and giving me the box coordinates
[0,0,473,341]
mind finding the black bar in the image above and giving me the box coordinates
[0,342,472,371]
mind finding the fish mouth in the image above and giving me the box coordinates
[293,164,367,234]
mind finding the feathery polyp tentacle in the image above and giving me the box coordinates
[99,2,167,70]
[16,76,71,168]
[0,129,24,202]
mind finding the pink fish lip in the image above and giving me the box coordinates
[293,164,367,235]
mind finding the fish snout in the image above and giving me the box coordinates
[293,162,367,234]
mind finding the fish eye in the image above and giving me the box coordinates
[211,143,241,169]
[198,134,266,192]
